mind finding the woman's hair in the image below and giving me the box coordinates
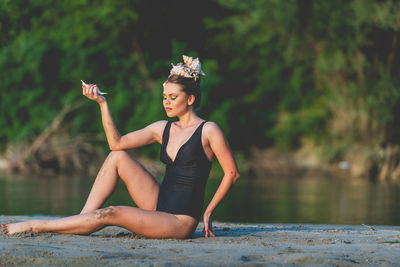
[167,74,202,109]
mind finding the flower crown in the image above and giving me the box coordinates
[169,55,205,80]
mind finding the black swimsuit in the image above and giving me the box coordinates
[156,121,212,221]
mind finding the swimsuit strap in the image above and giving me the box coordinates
[197,121,207,138]
[161,121,173,147]
[181,120,207,145]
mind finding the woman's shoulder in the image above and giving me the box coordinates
[143,120,170,144]
[147,120,169,131]
[203,120,218,128]
[203,121,224,136]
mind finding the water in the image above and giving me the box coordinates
[1,171,400,225]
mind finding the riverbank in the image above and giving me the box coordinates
[1,216,400,266]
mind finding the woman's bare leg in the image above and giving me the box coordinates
[2,206,197,239]
[80,151,160,214]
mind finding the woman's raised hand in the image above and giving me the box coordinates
[82,82,106,104]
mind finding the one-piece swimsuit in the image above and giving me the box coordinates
[156,120,212,221]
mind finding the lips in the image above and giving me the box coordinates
[165,107,172,112]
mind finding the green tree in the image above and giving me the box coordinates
[206,1,400,161]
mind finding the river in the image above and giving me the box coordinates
[1,171,399,225]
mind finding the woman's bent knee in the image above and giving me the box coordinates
[109,151,141,168]
[108,151,137,168]
[108,150,131,161]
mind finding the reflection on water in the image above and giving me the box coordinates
[1,172,399,225]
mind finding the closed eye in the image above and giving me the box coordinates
[162,95,178,100]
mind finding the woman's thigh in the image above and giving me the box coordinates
[108,206,198,239]
[111,151,161,210]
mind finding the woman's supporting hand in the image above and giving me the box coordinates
[203,211,216,238]
[82,83,106,104]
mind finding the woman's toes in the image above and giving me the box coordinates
[1,224,9,234]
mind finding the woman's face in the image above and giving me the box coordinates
[163,81,194,117]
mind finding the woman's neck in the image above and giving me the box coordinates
[176,110,201,128]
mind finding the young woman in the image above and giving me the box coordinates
[2,55,240,239]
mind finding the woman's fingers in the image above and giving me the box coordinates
[82,82,105,104]
[204,229,216,238]
[89,84,95,95]
[209,230,215,237]
[203,225,216,238]
[82,84,96,97]
[83,84,92,96]
[202,212,215,238]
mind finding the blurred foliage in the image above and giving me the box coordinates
[1,0,400,168]
[205,0,400,157]
[0,0,224,156]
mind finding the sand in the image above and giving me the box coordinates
[1,215,400,266]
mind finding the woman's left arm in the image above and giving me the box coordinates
[203,122,240,237]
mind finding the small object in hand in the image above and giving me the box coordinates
[81,80,107,95]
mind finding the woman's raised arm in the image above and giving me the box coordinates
[83,83,166,150]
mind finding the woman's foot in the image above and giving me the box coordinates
[1,221,38,235]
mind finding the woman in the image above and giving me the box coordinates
[2,55,240,239]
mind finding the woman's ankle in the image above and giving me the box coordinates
[30,220,44,232]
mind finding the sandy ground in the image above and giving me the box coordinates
[1,216,400,266]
